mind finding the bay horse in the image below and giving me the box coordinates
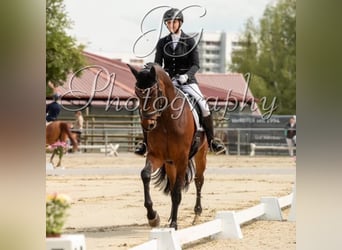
[46,121,78,167]
[128,63,208,229]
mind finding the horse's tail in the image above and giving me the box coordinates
[60,122,78,152]
[184,159,195,192]
[152,160,195,195]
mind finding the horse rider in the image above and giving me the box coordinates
[46,94,61,124]
[135,7,226,155]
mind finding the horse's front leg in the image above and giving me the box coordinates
[192,174,204,225]
[141,161,160,227]
[194,175,204,215]
[50,150,56,167]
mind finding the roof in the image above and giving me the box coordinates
[197,73,257,103]
[53,51,260,113]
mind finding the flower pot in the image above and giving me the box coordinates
[46,233,61,238]
[46,234,86,250]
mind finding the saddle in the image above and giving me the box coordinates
[178,90,204,132]
[177,90,204,159]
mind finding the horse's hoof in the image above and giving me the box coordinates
[169,221,177,230]
[194,206,202,215]
[192,214,200,225]
[148,213,160,227]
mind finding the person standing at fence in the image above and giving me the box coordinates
[284,116,296,156]
[134,7,226,156]
[72,111,84,144]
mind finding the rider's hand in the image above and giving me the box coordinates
[177,74,188,84]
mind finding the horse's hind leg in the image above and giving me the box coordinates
[50,150,56,167]
[166,160,187,230]
[141,161,160,227]
[56,149,63,167]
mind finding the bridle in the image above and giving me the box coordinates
[135,80,167,121]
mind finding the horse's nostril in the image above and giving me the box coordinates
[147,120,157,130]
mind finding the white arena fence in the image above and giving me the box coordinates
[61,127,295,156]
[130,187,296,250]
[77,143,120,156]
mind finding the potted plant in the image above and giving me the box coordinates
[46,193,71,237]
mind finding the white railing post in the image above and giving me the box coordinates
[149,228,181,250]
[214,211,243,239]
[288,184,296,221]
[250,143,256,156]
[260,197,283,220]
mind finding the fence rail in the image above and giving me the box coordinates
[59,115,294,155]
[130,191,295,250]
[71,127,293,156]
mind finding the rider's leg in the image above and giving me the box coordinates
[201,114,226,154]
[180,84,226,154]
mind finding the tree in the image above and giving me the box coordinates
[46,0,85,96]
[229,18,258,74]
[229,0,296,115]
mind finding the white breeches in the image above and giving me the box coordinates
[173,81,211,117]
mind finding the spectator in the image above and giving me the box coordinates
[73,111,84,144]
[285,116,296,156]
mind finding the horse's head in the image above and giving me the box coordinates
[128,63,170,131]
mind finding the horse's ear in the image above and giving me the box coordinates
[150,65,156,80]
[127,64,139,80]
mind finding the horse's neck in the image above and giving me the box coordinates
[158,73,188,113]
[162,86,191,123]
[163,81,178,101]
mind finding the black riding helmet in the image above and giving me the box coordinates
[163,8,184,23]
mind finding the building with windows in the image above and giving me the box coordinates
[197,32,226,73]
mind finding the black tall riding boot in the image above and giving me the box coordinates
[135,130,147,156]
[202,115,226,154]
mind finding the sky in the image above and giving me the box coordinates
[63,0,275,64]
